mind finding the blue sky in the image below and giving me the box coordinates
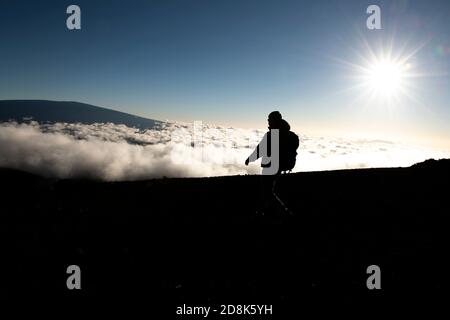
[0,0,449,148]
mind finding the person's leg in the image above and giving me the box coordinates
[257,173,276,215]
[272,174,294,216]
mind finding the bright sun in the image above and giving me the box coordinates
[337,37,425,107]
[366,59,405,97]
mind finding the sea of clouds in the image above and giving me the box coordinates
[0,120,448,180]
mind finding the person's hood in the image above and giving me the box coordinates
[280,119,290,131]
[269,119,290,131]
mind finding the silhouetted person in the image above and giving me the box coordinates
[245,111,299,216]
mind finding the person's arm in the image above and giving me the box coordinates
[245,133,267,165]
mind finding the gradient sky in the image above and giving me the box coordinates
[0,0,449,148]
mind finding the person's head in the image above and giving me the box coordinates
[268,111,282,129]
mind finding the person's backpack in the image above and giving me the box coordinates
[279,131,299,172]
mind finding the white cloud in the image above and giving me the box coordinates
[296,135,450,172]
[0,121,261,180]
[0,121,448,180]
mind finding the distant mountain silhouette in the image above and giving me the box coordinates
[0,100,160,129]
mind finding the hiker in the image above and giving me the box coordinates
[245,111,299,215]
[245,111,298,175]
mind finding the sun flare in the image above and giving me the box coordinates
[337,37,428,107]
[365,59,406,97]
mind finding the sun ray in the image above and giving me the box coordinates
[333,33,433,110]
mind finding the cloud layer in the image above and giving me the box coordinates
[0,121,448,180]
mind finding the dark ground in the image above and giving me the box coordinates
[1,159,449,314]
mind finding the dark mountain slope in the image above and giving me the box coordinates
[1,159,449,311]
[0,100,160,129]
